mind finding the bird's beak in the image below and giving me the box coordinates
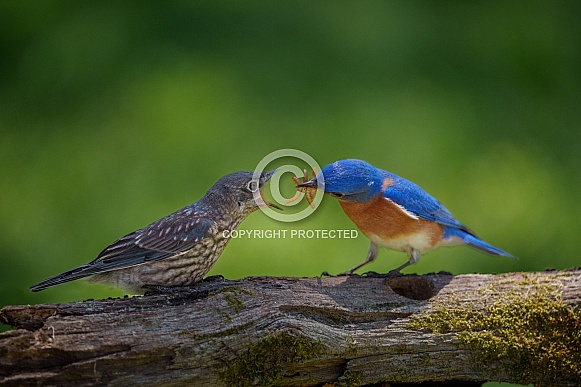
[297,177,318,189]
[258,169,283,210]
[262,169,277,183]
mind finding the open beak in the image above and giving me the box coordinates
[297,177,318,189]
[258,169,283,210]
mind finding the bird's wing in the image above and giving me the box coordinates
[89,210,216,270]
[29,208,215,291]
[383,176,469,231]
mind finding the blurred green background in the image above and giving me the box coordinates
[1,0,579,321]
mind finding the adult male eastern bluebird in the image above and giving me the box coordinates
[298,159,514,275]
[30,171,278,294]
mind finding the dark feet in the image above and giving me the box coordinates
[321,270,404,278]
[203,274,226,282]
[143,284,206,297]
[361,269,403,278]
[321,271,350,277]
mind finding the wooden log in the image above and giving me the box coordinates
[1,270,580,386]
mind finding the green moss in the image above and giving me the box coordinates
[212,286,254,314]
[213,286,255,297]
[338,370,364,386]
[408,281,581,386]
[224,293,244,313]
[345,337,359,357]
[219,331,323,387]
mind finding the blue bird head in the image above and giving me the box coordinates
[298,159,383,203]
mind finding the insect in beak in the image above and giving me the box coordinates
[286,169,317,208]
[257,170,283,210]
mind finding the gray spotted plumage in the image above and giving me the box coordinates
[30,171,275,294]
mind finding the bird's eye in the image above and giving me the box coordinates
[246,180,259,192]
[331,192,345,198]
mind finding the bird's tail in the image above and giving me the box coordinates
[444,228,515,258]
[29,264,95,292]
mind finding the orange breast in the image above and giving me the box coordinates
[339,195,443,246]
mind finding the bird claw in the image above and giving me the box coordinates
[320,270,352,277]
[286,168,317,208]
[143,284,205,296]
[361,271,381,277]
[321,269,404,279]
[203,274,225,282]
[361,270,403,278]
[386,269,404,278]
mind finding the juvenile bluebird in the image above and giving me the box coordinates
[30,171,278,294]
[298,159,514,275]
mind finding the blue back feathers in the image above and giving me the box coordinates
[321,159,468,232]
[319,159,514,259]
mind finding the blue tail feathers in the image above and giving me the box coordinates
[444,227,515,259]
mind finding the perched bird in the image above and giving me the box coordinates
[298,159,514,275]
[30,171,278,294]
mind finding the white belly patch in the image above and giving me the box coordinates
[368,232,436,253]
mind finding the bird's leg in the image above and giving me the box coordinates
[387,247,421,276]
[323,242,379,277]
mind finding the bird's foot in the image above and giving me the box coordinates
[143,284,206,297]
[321,270,352,277]
[203,274,226,282]
[361,270,403,278]
[387,268,404,277]
[361,270,383,277]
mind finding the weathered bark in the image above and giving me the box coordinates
[1,270,580,386]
